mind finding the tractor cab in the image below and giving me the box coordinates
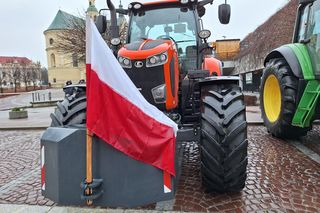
[125,2,200,74]
[295,0,320,78]
[97,0,231,112]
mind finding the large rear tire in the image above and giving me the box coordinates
[260,58,310,139]
[200,85,248,192]
[50,89,86,127]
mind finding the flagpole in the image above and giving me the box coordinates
[86,129,93,205]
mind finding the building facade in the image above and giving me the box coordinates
[0,56,41,92]
[44,0,126,87]
[87,0,99,20]
[44,10,86,88]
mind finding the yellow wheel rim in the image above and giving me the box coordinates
[263,74,281,123]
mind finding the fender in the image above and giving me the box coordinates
[202,57,223,76]
[265,44,315,80]
[199,76,240,103]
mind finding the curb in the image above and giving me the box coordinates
[0,126,48,131]
[247,121,263,125]
[0,122,318,131]
[0,105,32,112]
[0,124,265,131]
[0,204,190,213]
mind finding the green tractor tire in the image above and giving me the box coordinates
[260,58,310,139]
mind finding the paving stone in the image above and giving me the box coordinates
[173,126,320,212]
[0,126,319,212]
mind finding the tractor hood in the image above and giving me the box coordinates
[118,39,174,60]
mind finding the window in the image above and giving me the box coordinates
[129,7,198,71]
[305,1,320,75]
[49,38,54,45]
[72,54,78,67]
[297,6,309,42]
[129,8,197,55]
[53,78,56,83]
[51,53,56,67]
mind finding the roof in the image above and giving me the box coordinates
[45,10,83,32]
[0,56,32,64]
[143,0,179,6]
[238,0,298,59]
[87,5,98,13]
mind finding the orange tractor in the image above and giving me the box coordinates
[46,0,248,207]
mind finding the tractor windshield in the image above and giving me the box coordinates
[129,7,197,59]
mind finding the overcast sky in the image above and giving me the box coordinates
[0,0,289,67]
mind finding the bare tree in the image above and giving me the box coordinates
[29,62,42,89]
[53,14,128,63]
[40,67,49,85]
[0,67,4,93]
[8,64,21,93]
[53,15,86,63]
[20,62,31,91]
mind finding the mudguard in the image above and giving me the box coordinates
[202,57,223,76]
[265,45,304,79]
[199,76,240,86]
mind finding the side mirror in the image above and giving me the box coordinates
[198,29,211,39]
[95,15,107,34]
[218,4,231,25]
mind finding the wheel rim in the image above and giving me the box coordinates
[263,74,281,123]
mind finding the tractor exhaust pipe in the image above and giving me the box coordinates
[106,0,119,39]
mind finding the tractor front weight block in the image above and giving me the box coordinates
[41,127,183,208]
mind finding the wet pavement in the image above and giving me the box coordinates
[0,131,54,206]
[0,107,54,129]
[0,126,319,212]
[0,89,63,111]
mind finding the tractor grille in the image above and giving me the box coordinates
[124,60,166,110]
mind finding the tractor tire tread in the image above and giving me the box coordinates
[200,86,247,192]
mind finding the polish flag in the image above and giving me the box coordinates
[85,17,178,180]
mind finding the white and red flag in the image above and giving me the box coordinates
[85,17,178,188]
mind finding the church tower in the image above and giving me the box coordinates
[87,0,99,20]
[118,0,126,26]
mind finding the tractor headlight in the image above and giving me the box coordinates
[146,52,168,67]
[111,38,121,46]
[151,84,166,103]
[133,3,142,9]
[118,56,132,68]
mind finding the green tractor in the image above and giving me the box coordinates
[260,0,320,139]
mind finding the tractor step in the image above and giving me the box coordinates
[292,80,320,127]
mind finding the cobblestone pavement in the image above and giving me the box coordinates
[299,126,320,155]
[0,131,54,206]
[174,126,320,212]
[0,126,320,212]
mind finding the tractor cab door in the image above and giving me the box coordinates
[297,0,320,78]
